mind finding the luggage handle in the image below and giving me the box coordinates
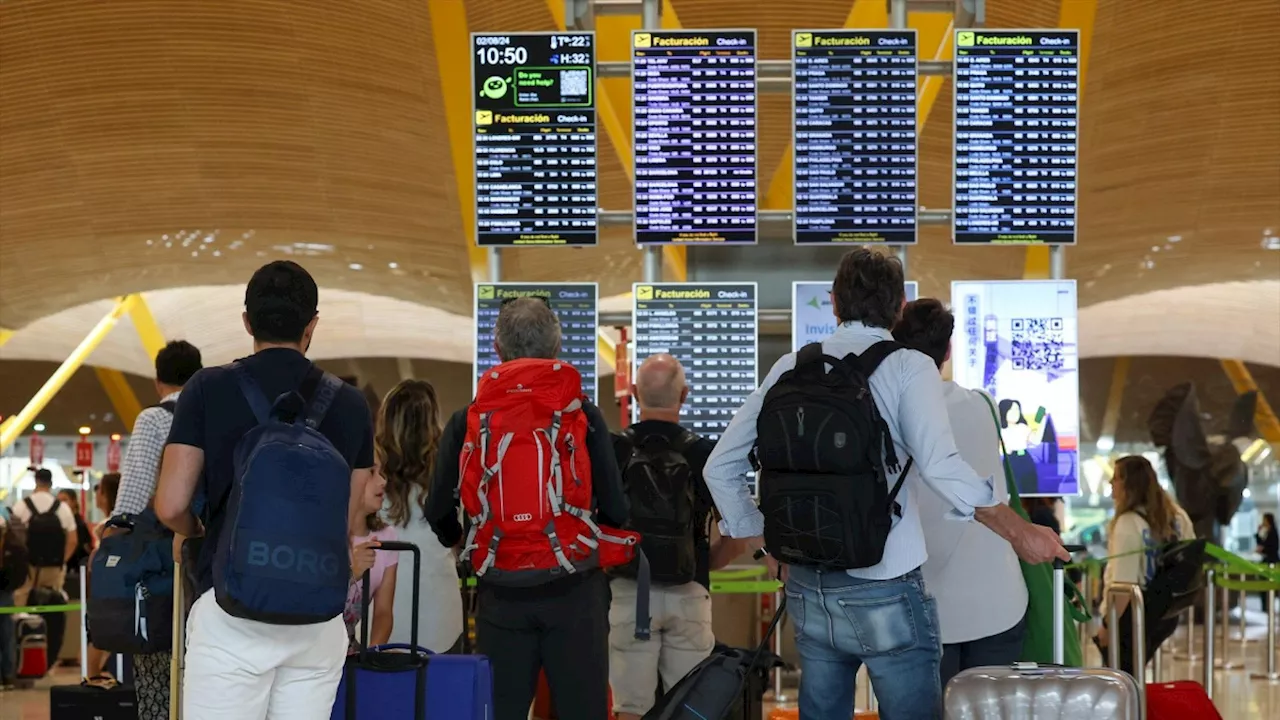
[349,540,427,720]
[1052,544,1086,665]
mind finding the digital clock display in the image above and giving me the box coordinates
[472,32,599,246]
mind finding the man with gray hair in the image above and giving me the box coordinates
[425,296,630,720]
[608,354,743,719]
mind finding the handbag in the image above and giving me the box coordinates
[980,393,1089,666]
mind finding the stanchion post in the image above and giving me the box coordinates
[1250,580,1280,682]
[1180,606,1200,661]
[772,589,789,702]
[1217,576,1242,669]
[1204,567,1216,699]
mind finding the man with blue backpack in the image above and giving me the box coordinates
[156,261,375,720]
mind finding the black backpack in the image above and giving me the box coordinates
[24,497,67,567]
[0,514,32,591]
[755,341,912,570]
[619,428,701,585]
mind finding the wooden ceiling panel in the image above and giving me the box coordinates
[1,0,1277,339]
[0,0,471,328]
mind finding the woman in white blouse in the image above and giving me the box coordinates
[377,380,464,653]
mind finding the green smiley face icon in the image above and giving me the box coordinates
[480,76,509,100]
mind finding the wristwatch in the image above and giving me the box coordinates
[752,546,769,561]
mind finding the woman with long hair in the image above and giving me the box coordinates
[345,468,398,648]
[1097,455,1194,661]
[377,380,464,653]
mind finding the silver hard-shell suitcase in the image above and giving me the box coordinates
[944,551,1143,719]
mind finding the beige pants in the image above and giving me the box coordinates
[13,565,66,606]
[608,578,715,716]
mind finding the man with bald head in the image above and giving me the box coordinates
[609,354,741,720]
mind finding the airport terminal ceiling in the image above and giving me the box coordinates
[1,0,1278,335]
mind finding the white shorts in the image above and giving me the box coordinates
[183,591,347,720]
[609,579,715,716]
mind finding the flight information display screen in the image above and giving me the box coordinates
[472,32,598,246]
[631,283,757,440]
[793,30,918,244]
[632,30,758,245]
[953,29,1079,245]
[473,283,598,401]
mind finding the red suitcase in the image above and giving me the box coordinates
[1146,680,1220,720]
[15,613,49,679]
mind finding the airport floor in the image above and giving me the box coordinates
[2,613,1277,720]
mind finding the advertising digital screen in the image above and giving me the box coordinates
[631,283,758,441]
[953,29,1079,245]
[951,280,1079,496]
[791,281,918,351]
[474,283,599,401]
[632,30,758,245]
[472,32,598,246]
[793,30,918,245]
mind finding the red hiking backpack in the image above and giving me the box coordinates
[459,358,642,587]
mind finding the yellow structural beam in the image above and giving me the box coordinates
[1097,356,1130,447]
[1027,0,1097,278]
[1220,359,1280,444]
[95,366,145,431]
[0,327,14,348]
[126,293,167,361]
[427,0,488,282]
[597,328,617,373]
[0,295,139,451]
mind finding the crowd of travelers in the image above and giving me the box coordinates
[0,250,1202,720]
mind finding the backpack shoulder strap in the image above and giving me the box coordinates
[156,400,177,414]
[23,498,36,516]
[303,370,345,431]
[232,362,272,425]
[669,428,701,456]
[855,340,906,376]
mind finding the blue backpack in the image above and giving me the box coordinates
[88,509,174,654]
[213,364,352,624]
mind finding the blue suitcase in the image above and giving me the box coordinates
[331,541,493,720]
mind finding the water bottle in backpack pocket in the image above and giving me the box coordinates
[214,364,352,624]
[755,341,913,570]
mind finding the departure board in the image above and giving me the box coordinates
[632,30,758,245]
[631,283,758,440]
[793,30,918,244]
[472,33,598,246]
[953,29,1079,245]
[473,283,599,401]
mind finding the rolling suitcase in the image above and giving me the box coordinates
[331,540,493,720]
[945,548,1142,719]
[15,612,49,680]
[1145,680,1219,720]
[49,565,139,719]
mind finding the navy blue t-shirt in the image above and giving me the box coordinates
[166,348,374,596]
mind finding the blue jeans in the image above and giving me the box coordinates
[0,590,14,682]
[785,566,942,720]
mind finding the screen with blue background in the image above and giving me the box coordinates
[951,280,1079,497]
[791,281,918,351]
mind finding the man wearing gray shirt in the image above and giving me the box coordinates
[703,249,1066,719]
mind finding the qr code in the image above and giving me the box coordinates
[560,69,588,97]
[1010,317,1065,371]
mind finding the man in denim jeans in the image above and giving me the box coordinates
[703,249,1067,720]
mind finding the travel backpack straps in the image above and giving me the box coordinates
[231,362,272,425]
[851,339,913,511]
[303,371,344,430]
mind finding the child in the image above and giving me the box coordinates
[345,469,398,649]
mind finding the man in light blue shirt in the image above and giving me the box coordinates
[703,249,1067,719]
